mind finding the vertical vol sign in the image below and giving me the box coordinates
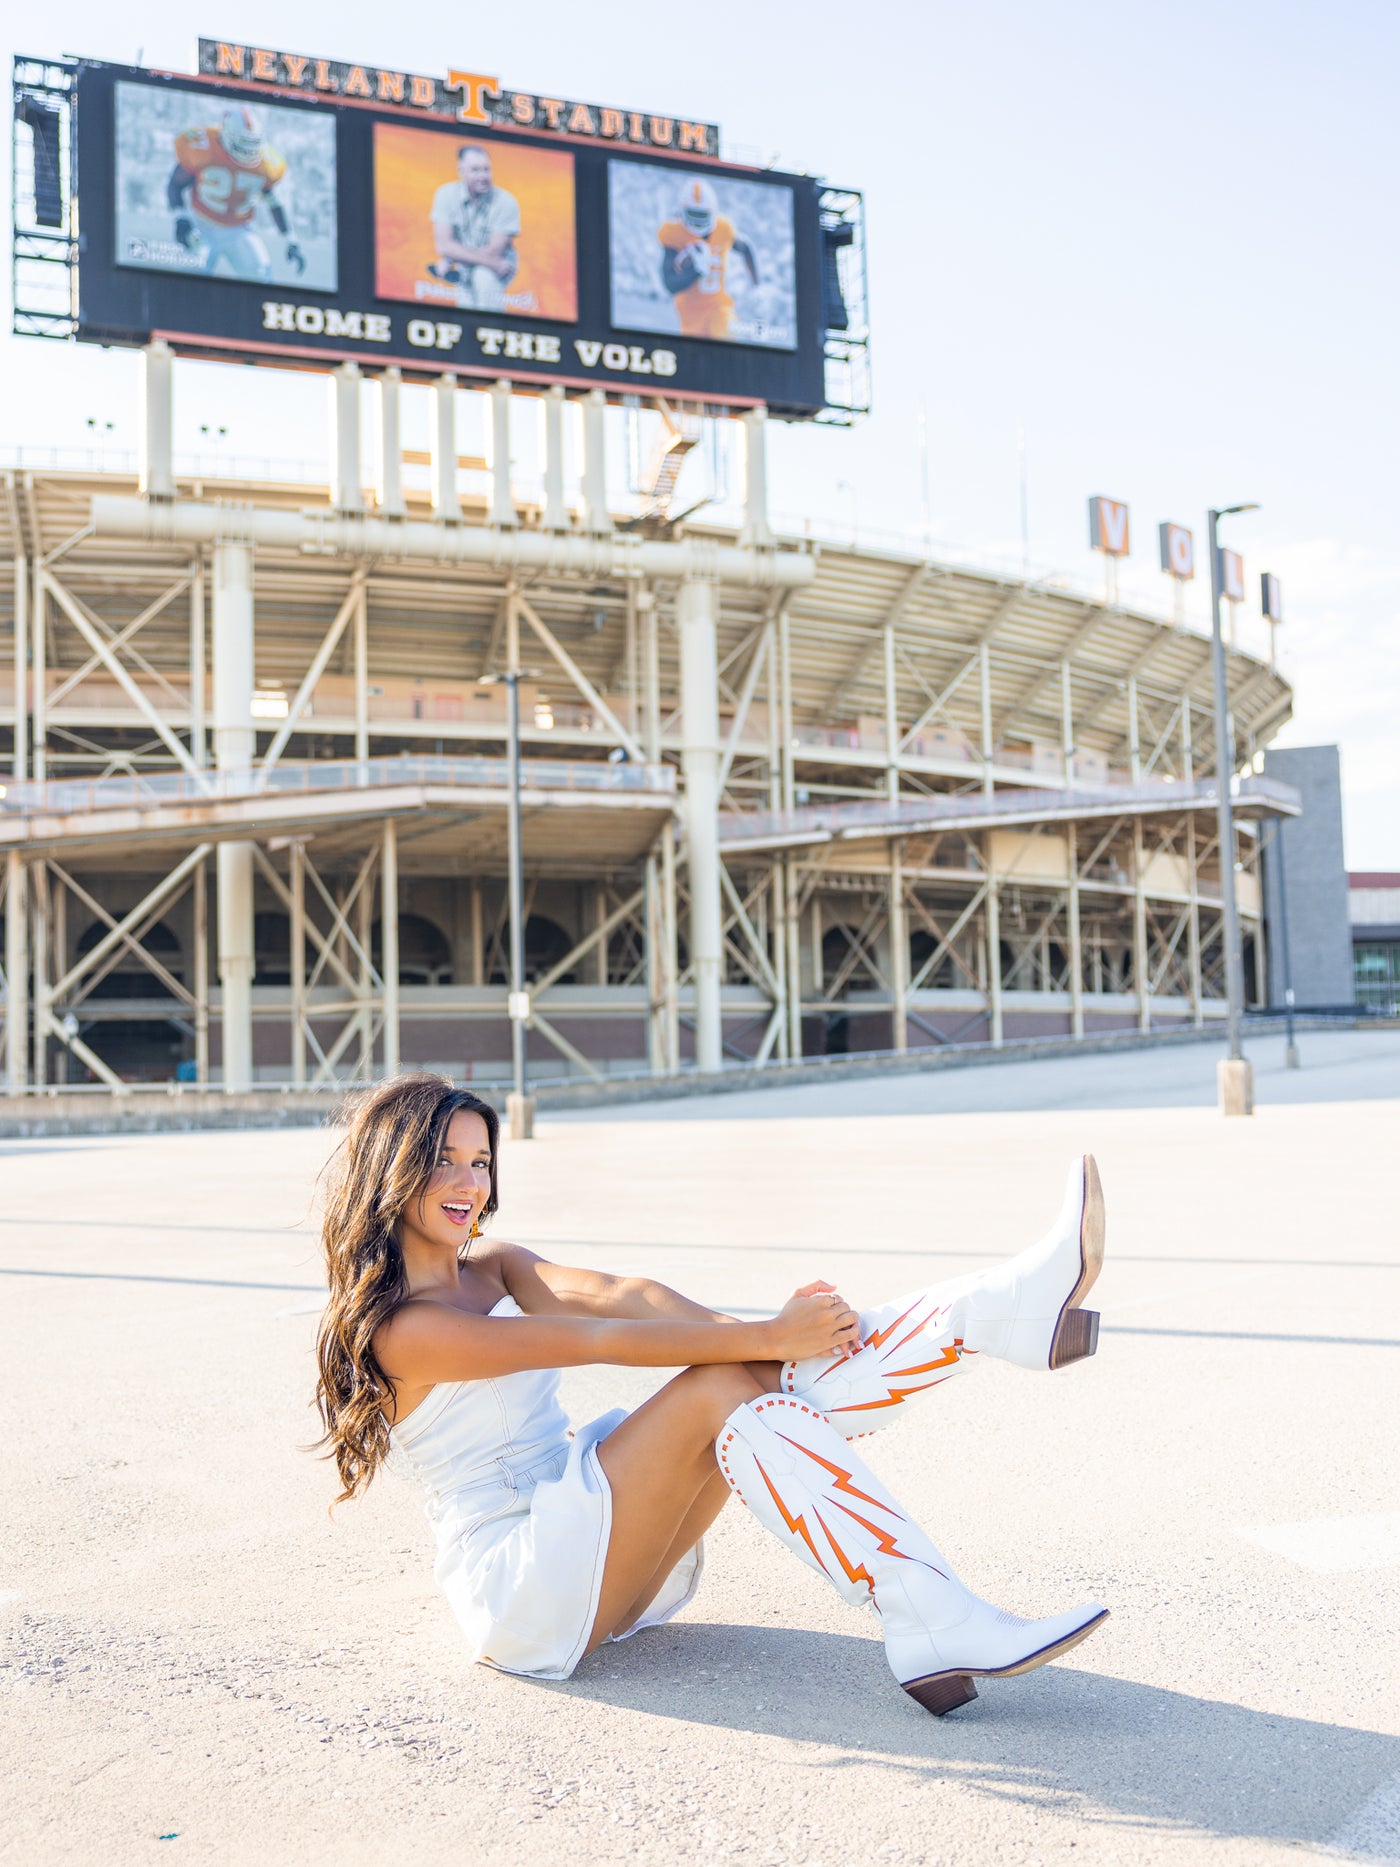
[1088,495,1129,602]
[1158,523,1194,579]
[1088,496,1130,556]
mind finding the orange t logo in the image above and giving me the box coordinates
[445,70,501,124]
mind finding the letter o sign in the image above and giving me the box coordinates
[294,305,325,333]
[1159,522,1195,581]
[407,320,437,347]
[602,343,629,370]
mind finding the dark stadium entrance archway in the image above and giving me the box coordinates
[71,916,187,1082]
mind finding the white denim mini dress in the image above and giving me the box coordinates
[388,1294,704,1679]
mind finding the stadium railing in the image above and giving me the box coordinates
[0,753,676,819]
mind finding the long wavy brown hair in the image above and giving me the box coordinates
[314,1073,500,1503]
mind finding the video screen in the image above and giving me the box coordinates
[113,81,338,290]
[608,161,798,351]
[374,124,578,320]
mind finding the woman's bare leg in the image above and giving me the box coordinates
[606,1466,732,1642]
[586,1360,780,1654]
[605,1361,783,1634]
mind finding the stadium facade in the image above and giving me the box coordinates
[0,377,1298,1095]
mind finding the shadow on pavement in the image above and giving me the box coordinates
[0,1214,314,1236]
[0,1139,115,1156]
[1106,1323,1400,1348]
[0,1266,323,1293]
[552,1622,1400,1851]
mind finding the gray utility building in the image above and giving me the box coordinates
[1261,745,1356,1010]
[1349,873,1400,1014]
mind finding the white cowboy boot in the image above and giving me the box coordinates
[784,1155,1105,1438]
[717,1392,1107,1715]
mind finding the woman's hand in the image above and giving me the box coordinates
[793,1280,862,1351]
[766,1283,862,1364]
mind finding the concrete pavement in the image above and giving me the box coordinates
[548,1027,1400,1120]
[2,1032,1397,1864]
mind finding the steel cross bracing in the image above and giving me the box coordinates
[0,406,1295,1092]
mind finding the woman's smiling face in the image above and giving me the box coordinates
[399,1109,494,1256]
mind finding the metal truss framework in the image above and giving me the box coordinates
[11,56,78,343]
[0,399,1294,1093]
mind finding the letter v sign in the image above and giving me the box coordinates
[1088,496,1130,557]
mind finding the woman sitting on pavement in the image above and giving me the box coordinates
[314,1073,1108,1716]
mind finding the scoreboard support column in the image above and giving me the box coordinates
[678,574,723,1073]
[488,380,518,529]
[581,390,612,536]
[140,341,174,499]
[739,406,774,549]
[433,375,459,520]
[377,370,407,518]
[215,844,255,1093]
[984,839,1004,1048]
[888,838,908,1054]
[330,362,364,514]
[381,820,400,1077]
[540,387,569,532]
[212,538,256,1094]
[5,852,28,1092]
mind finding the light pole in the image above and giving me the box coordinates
[480,649,538,1140]
[1271,818,1300,1069]
[1207,503,1258,1116]
[504,667,531,1137]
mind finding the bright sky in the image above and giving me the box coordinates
[4,0,1396,862]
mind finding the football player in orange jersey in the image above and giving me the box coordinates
[657,179,757,340]
[166,105,305,282]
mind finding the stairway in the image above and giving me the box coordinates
[637,403,704,523]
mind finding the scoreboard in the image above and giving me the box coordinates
[50,47,862,420]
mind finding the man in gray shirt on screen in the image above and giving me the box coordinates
[428,144,520,310]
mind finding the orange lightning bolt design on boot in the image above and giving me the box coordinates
[783,1155,1106,1438]
[716,1393,1108,1715]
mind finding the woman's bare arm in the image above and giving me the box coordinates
[375,1289,858,1392]
[498,1245,737,1327]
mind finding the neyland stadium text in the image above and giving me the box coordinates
[200,40,720,157]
